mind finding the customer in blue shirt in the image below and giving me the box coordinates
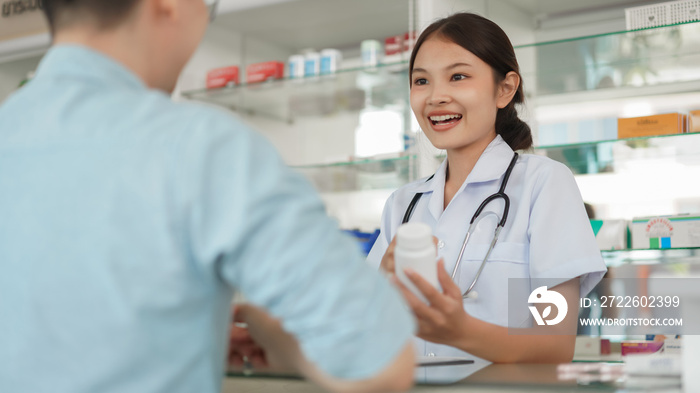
[0,1,415,392]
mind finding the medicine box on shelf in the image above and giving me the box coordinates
[618,113,687,139]
[591,219,628,250]
[206,66,239,89]
[246,61,285,84]
[689,110,700,132]
[630,215,700,249]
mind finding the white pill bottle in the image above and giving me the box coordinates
[394,222,441,303]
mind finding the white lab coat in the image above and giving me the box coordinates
[367,135,607,359]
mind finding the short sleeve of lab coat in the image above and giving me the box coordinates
[527,162,607,297]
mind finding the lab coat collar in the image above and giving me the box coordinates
[461,134,515,185]
[410,135,515,221]
[35,45,147,92]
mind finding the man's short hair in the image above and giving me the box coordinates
[42,0,142,33]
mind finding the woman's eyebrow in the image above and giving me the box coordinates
[446,62,472,70]
[412,63,472,74]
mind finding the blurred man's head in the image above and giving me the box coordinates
[41,0,215,92]
[42,0,143,34]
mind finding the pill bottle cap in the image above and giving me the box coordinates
[396,222,433,252]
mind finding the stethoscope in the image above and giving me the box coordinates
[402,152,519,300]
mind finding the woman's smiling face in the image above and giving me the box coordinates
[410,35,507,154]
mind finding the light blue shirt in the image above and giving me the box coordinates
[368,135,607,359]
[0,45,414,393]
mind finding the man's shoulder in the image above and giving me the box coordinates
[126,90,256,143]
[138,91,242,128]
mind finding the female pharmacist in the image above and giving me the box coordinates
[367,12,607,363]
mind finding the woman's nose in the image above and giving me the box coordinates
[426,85,451,106]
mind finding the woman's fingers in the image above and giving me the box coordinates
[436,259,463,299]
[404,268,450,310]
[390,274,443,322]
[379,236,397,274]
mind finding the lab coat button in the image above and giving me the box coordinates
[437,240,445,249]
[428,352,436,357]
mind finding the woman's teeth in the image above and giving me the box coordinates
[429,114,462,125]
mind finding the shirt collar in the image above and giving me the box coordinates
[35,44,147,91]
[411,134,515,194]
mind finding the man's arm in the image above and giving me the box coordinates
[178,117,416,389]
[235,304,415,393]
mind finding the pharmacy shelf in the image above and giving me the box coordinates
[293,155,416,193]
[434,132,700,175]
[534,79,700,108]
[292,154,414,169]
[180,61,409,123]
[515,20,700,98]
[515,20,700,49]
[601,247,700,267]
[534,132,700,175]
[536,131,700,150]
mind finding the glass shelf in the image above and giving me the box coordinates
[516,20,700,49]
[534,132,700,175]
[294,155,416,193]
[601,247,700,267]
[515,20,700,98]
[292,154,414,169]
[433,132,700,175]
[181,61,409,123]
[536,131,700,150]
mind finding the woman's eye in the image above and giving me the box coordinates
[452,74,468,81]
[413,78,428,86]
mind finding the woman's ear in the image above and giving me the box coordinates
[496,71,520,109]
[148,0,180,24]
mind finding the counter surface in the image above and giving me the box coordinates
[222,362,683,392]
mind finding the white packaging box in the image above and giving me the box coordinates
[630,215,700,249]
[574,336,601,357]
[591,219,628,250]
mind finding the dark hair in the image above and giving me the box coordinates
[409,12,532,151]
[42,0,141,33]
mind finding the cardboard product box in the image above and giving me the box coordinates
[630,215,700,249]
[206,66,239,89]
[618,113,687,139]
[246,61,285,84]
[403,31,417,54]
[590,219,628,250]
[621,341,664,356]
[384,35,403,56]
[574,336,601,357]
[690,110,700,133]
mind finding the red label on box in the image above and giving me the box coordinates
[404,31,417,52]
[246,61,285,84]
[385,35,403,56]
[621,341,664,356]
[206,66,239,89]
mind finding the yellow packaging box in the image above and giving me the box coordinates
[618,113,686,139]
[690,110,700,133]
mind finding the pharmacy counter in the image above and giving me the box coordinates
[222,362,683,392]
